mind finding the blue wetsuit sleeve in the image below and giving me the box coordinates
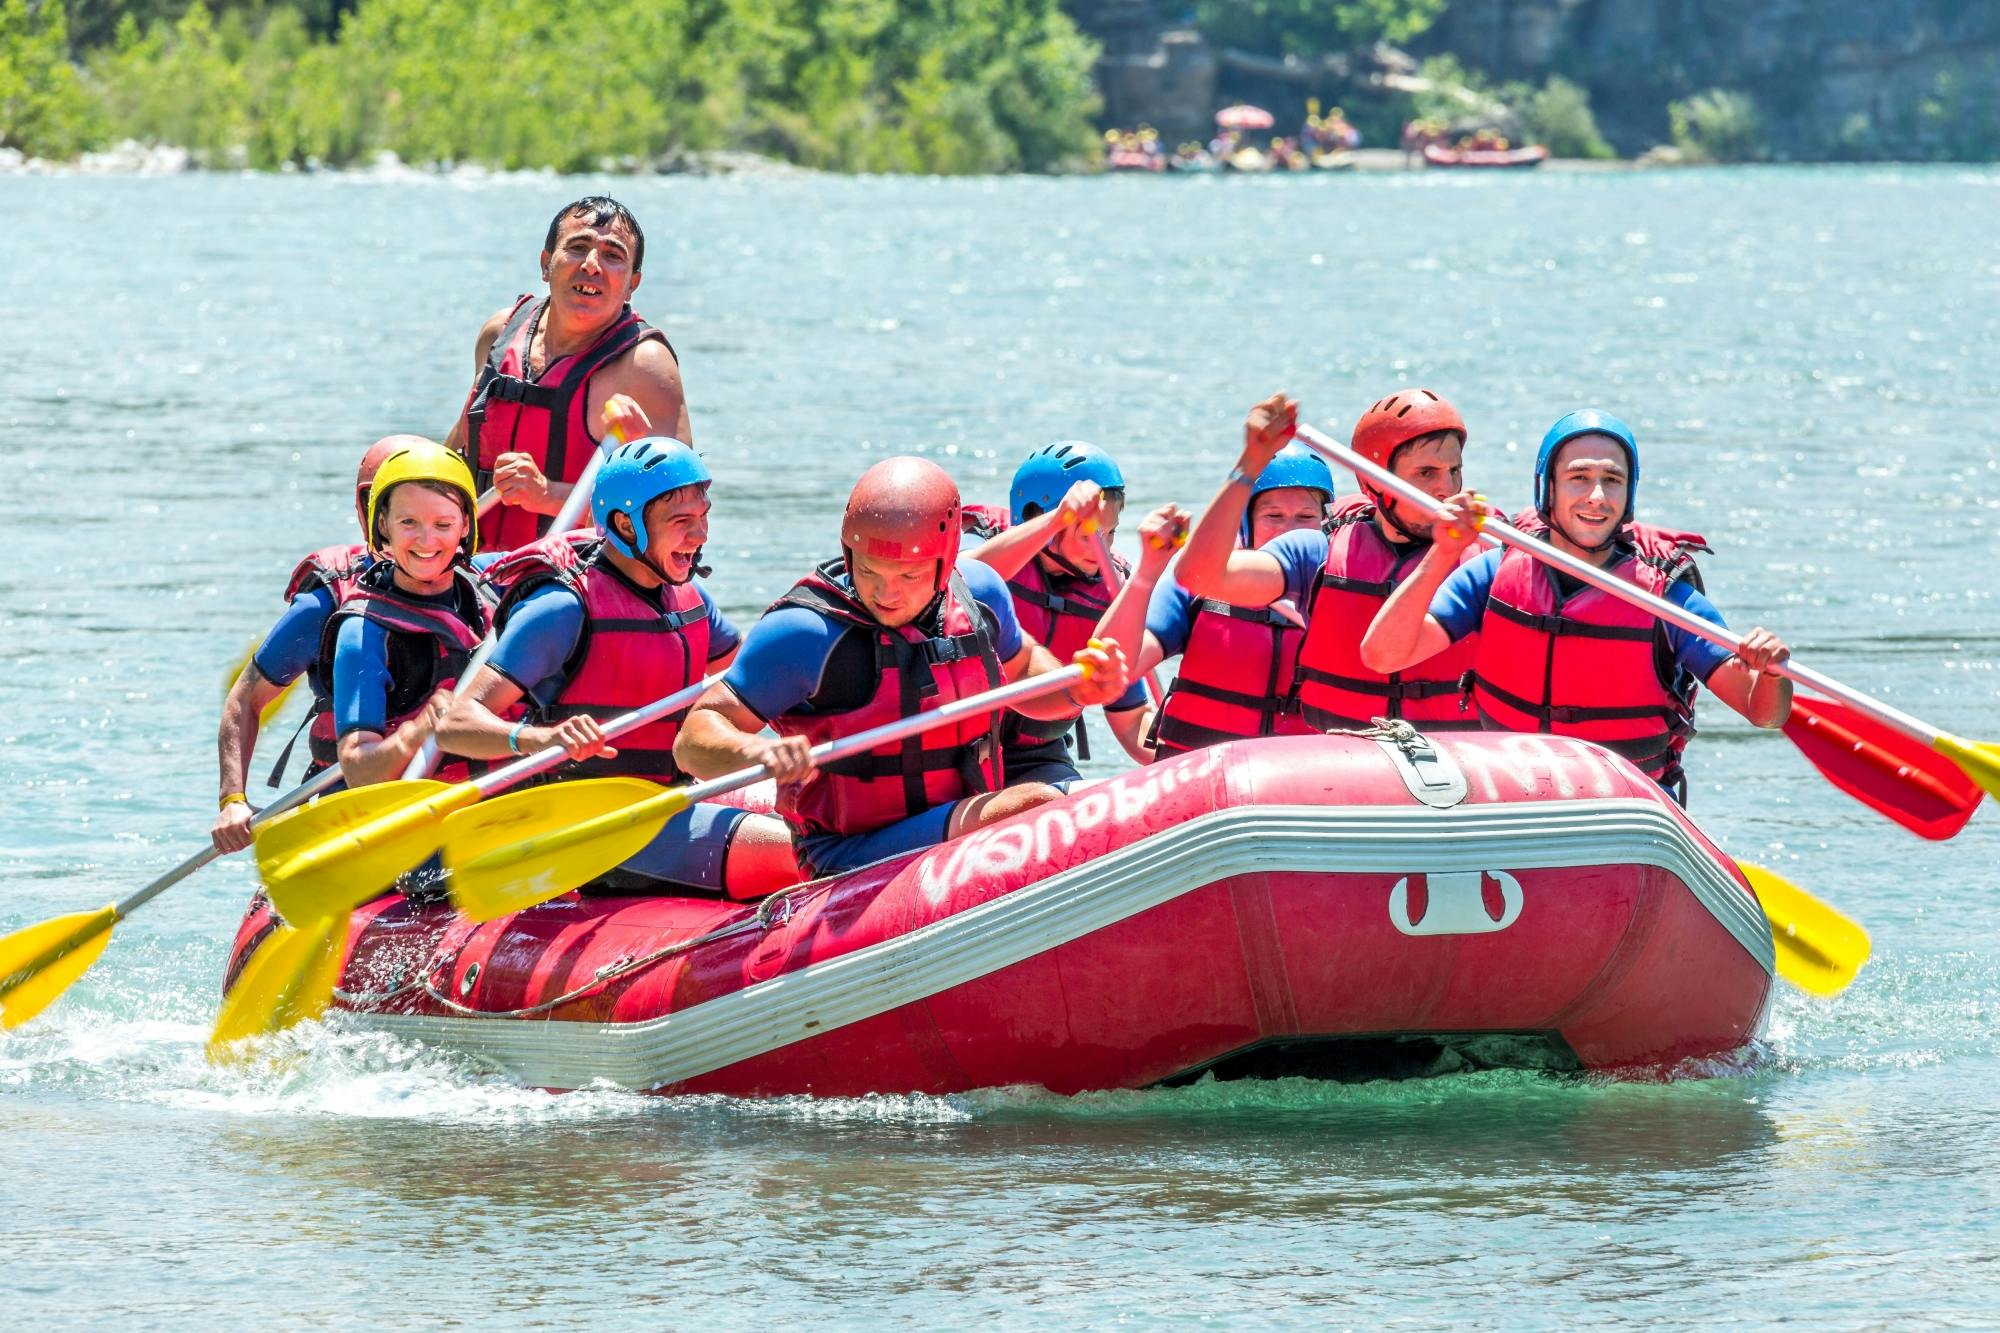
[1260,529,1329,613]
[1145,576,1197,660]
[1428,549,1503,644]
[332,616,395,739]
[1663,582,1736,684]
[249,587,335,685]
[488,583,585,704]
[960,559,1025,661]
[722,608,847,722]
[696,582,741,660]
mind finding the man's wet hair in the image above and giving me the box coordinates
[545,196,645,274]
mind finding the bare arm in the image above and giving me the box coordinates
[1001,638,1129,721]
[675,683,814,782]
[336,690,451,789]
[1697,628,1794,729]
[1175,392,1296,607]
[445,306,513,457]
[1359,492,1486,673]
[590,338,690,446]
[962,480,1104,582]
[1107,704,1158,764]
[211,662,288,851]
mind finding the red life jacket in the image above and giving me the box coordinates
[1149,595,1310,755]
[1470,518,1712,790]
[1003,552,1124,750]
[768,561,1004,854]
[266,543,373,784]
[315,561,491,784]
[1293,501,1480,732]
[485,531,711,784]
[459,294,674,552]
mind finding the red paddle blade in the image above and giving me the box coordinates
[1783,694,1981,841]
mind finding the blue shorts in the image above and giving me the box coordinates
[617,802,750,893]
[797,801,957,878]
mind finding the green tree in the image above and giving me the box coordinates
[0,0,100,156]
[1195,0,1447,56]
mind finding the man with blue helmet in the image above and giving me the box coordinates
[963,441,1154,774]
[438,428,798,898]
[1095,440,1333,757]
[1362,409,1792,797]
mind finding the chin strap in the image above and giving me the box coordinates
[1042,544,1095,581]
[1368,486,1433,545]
[1544,509,1620,556]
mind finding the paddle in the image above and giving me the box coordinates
[1294,423,1997,838]
[1092,531,1168,706]
[445,659,1101,922]
[208,908,349,1055]
[1736,861,1871,997]
[253,674,721,924]
[399,445,611,783]
[0,763,346,1030]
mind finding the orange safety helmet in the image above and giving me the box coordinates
[1349,389,1466,520]
[841,457,962,594]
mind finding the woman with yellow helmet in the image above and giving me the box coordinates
[322,440,492,789]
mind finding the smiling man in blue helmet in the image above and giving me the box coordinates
[437,435,799,899]
[962,441,1154,773]
[1360,409,1793,799]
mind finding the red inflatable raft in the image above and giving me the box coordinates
[1424,142,1549,169]
[224,730,1774,1095]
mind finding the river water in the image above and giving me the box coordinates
[2,167,1997,1325]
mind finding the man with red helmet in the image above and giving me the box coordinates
[1170,390,1487,735]
[445,197,690,553]
[211,435,413,852]
[675,457,1131,878]
[1362,409,1791,798]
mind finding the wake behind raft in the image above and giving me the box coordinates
[223,730,1774,1095]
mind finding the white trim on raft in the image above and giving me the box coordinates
[352,799,1774,1091]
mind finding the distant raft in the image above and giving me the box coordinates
[1424,142,1550,169]
[224,730,1774,1096]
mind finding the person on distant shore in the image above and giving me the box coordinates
[1360,410,1793,799]
[210,436,412,850]
[447,195,690,553]
[674,458,1130,879]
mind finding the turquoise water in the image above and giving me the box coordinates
[3,167,1998,1325]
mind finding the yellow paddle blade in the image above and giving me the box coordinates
[1933,733,2000,803]
[0,905,119,1029]
[1737,861,1871,997]
[442,778,678,922]
[208,912,349,1056]
[253,779,453,923]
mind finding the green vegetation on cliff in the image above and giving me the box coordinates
[2,0,1102,172]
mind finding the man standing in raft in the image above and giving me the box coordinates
[212,435,414,852]
[447,196,689,553]
[962,442,1153,772]
[674,457,1131,879]
[327,441,491,790]
[1093,439,1335,758]
[1171,390,1486,734]
[436,430,798,899]
[1360,409,1792,797]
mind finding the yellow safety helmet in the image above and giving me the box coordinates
[365,439,478,560]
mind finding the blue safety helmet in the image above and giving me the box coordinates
[1534,409,1639,525]
[592,436,712,559]
[1239,442,1336,544]
[1009,440,1126,525]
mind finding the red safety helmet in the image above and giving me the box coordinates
[354,434,427,536]
[1349,389,1466,521]
[842,457,962,594]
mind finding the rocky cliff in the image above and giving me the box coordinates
[1421,0,2000,158]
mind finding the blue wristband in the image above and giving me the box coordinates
[507,721,527,755]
